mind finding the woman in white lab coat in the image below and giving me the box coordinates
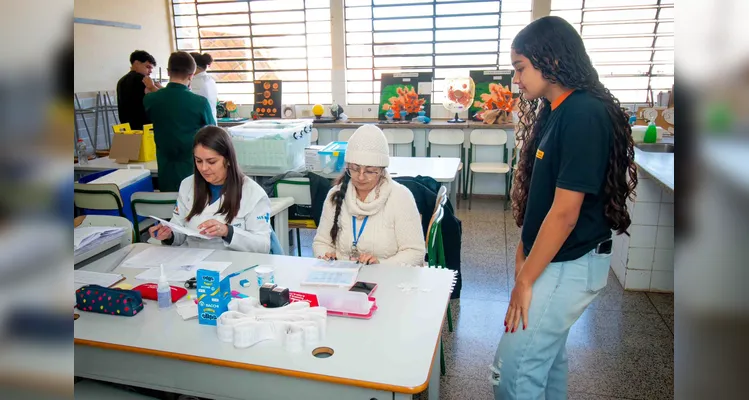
[189,52,218,121]
[149,126,272,253]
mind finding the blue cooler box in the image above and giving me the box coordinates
[77,168,154,223]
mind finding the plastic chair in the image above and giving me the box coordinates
[311,128,319,145]
[427,129,465,206]
[337,129,356,142]
[74,182,126,218]
[425,204,453,376]
[130,191,179,243]
[382,128,415,157]
[76,215,135,247]
[273,178,317,257]
[466,129,511,210]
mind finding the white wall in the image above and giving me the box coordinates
[74,0,173,93]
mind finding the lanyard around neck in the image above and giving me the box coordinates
[352,216,369,247]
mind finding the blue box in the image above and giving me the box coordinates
[318,141,348,173]
[196,269,231,326]
[77,169,154,224]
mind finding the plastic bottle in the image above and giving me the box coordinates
[157,264,171,310]
[76,139,89,164]
[643,120,658,143]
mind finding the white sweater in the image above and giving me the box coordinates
[312,175,425,266]
[169,175,271,253]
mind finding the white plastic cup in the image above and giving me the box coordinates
[255,266,275,286]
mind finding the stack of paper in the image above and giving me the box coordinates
[301,260,361,287]
[74,270,124,291]
[74,226,126,254]
[120,246,214,269]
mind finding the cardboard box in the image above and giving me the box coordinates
[196,269,230,326]
[109,133,143,164]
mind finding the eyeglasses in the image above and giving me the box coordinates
[346,165,381,180]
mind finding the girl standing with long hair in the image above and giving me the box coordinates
[491,16,637,399]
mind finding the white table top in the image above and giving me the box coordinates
[633,147,674,192]
[75,244,454,393]
[74,156,461,183]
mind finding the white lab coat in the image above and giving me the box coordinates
[169,175,271,253]
[190,71,218,121]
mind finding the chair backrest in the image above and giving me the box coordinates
[383,128,415,157]
[274,178,312,206]
[426,205,445,267]
[130,191,179,220]
[338,129,356,142]
[382,128,414,145]
[470,129,508,146]
[76,215,135,246]
[311,128,319,144]
[74,183,125,216]
[428,129,465,146]
[433,185,447,215]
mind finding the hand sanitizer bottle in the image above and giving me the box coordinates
[644,120,658,143]
[157,264,171,310]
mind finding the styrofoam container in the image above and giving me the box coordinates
[227,119,313,173]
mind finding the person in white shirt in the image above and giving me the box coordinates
[149,126,271,253]
[312,125,425,265]
[189,52,218,121]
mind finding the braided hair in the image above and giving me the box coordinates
[329,172,351,245]
[510,16,637,235]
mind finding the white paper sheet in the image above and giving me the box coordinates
[149,215,211,240]
[134,261,231,282]
[120,247,214,269]
[74,270,124,290]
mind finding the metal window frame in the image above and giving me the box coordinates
[171,0,334,104]
[551,0,674,105]
[345,0,528,104]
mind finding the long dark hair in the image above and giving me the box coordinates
[510,16,637,235]
[329,173,351,245]
[186,126,244,224]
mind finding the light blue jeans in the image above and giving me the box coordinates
[491,248,611,400]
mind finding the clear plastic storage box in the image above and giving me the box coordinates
[227,119,313,173]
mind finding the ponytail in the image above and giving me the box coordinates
[190,52,213,70]
[329,173,350,245]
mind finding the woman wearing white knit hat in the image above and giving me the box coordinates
[313,125,425,265]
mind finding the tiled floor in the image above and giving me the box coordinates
[293,198,674,400]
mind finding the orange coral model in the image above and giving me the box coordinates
[382,86,425,119]
[479,83,516,113]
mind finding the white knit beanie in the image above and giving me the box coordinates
[344,125,390,167]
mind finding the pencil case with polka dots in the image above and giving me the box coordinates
[75,285,144,317]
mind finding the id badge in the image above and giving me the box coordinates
[350,244,360,259]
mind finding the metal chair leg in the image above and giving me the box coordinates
[447,302,454,332]
[440,338,446,376]
[295,228,302,257]
[468,171,475,210]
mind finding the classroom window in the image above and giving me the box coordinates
[344,0,532,104]
[171,0,332,105]
[551,0,675,104]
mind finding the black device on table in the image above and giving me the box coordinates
[259,283,290,308]
[185,277,196,289]
[349,281,378,296]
